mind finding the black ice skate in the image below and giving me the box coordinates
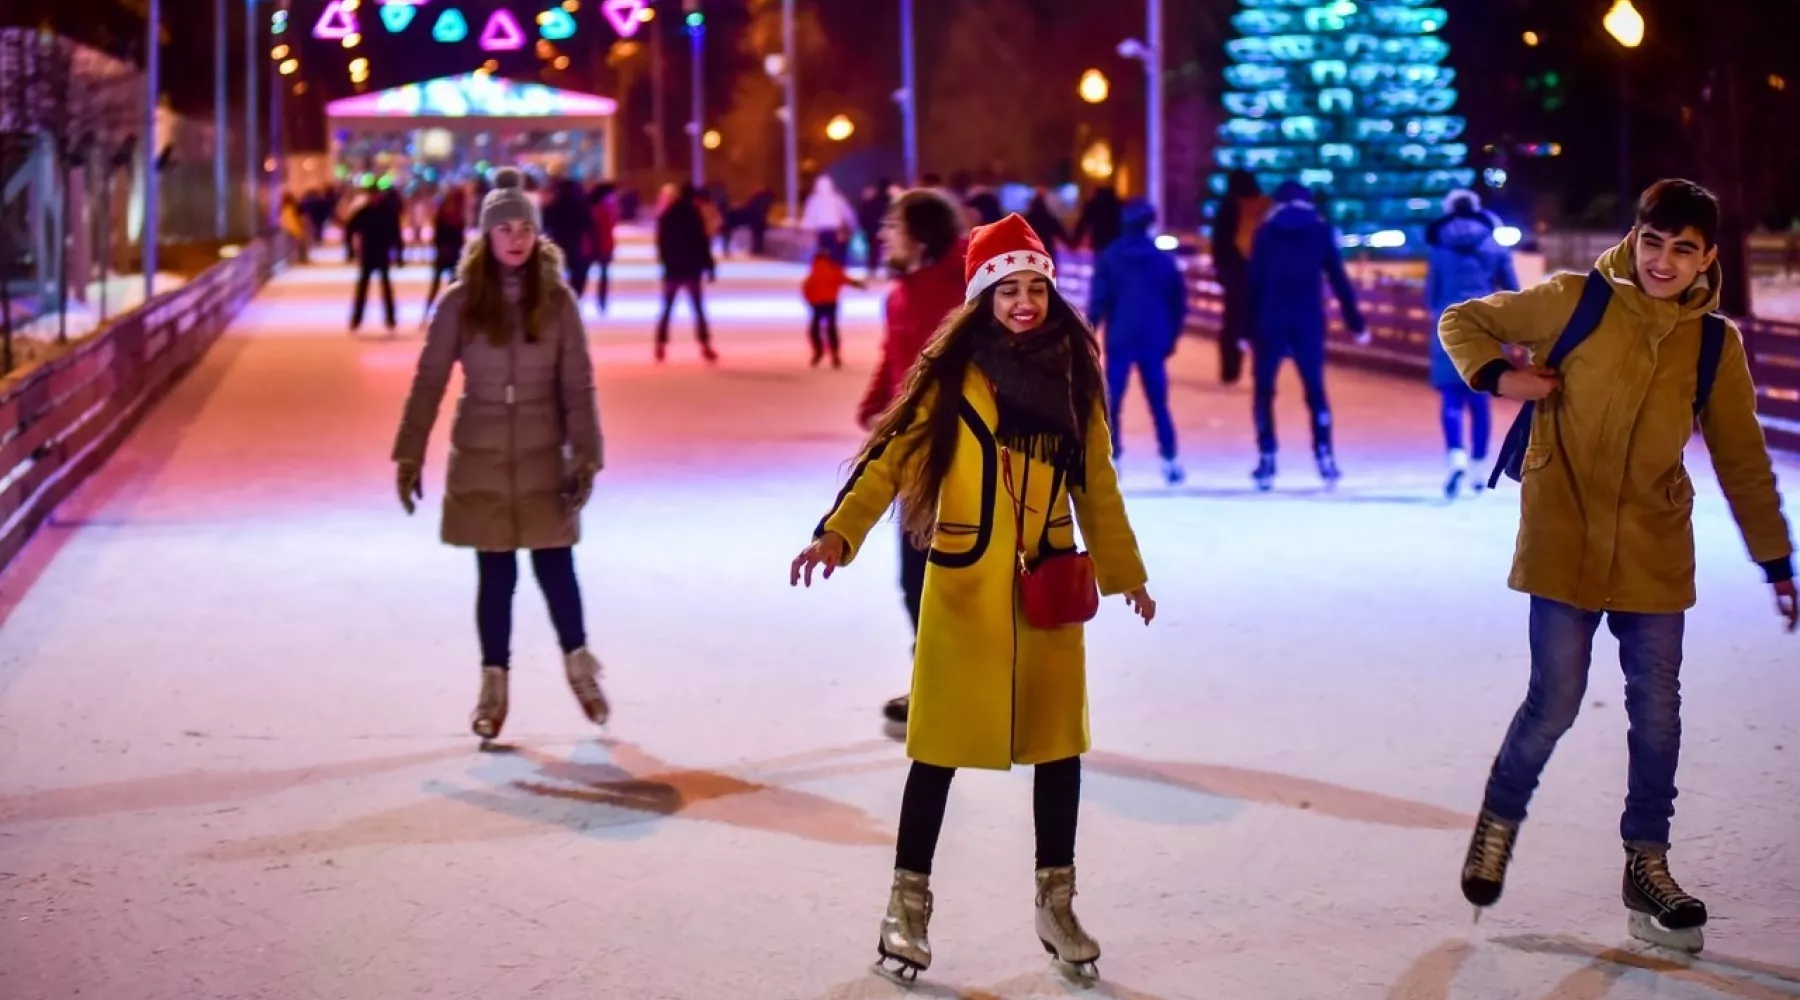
[882,694,909,725]
[1252,453,1276,492]
[1460,810,1519,916]
[1623,847,1707,953]
[1315,444,1342,489]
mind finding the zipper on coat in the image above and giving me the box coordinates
[1009,447,1028,759]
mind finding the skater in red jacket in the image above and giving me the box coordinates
[859,189,968,727]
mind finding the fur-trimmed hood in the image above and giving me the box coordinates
[455,234,569,291]
[452,235,572,342]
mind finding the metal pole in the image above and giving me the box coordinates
[245,0,259,235]
[651,14,666,178]
[1618,57,1631,230]
[144,0,161,301]
[1146,0,1165,224]
[900,0,918,185]
[689,19,704,188]
[782,0,798,224]
[267,43,281,228]
[215,0,228,238]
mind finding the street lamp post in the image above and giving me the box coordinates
[144,0,160,300]
[214,0,227,239]
[899,0,918,185]
[245,0,259,234]
[686,3,704,188]
[1604,0,1644,229]
[781,0,798,224]
[1119,0,1165,224]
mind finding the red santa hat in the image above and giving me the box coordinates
[963,213,1056,301]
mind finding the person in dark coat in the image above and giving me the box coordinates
[347,186,404,333]
[1426,189,1519,498]
[1210,169,1271,385]
[1089,199,1188,485]
[655,184,718,363]
[1072,186,1124,255]
[1024,186,1072,261]
[857,181,892,279]
[423,185,470,323]
[542,177,599,300]
[586,182,619,313]
[1248,180,1365,490]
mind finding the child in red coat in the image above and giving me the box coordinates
[801,250,866,367]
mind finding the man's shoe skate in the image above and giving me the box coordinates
[1252,453,1276,492]
[882,694,910,725]
[1445,448,1469,499]
[1315,445,1342,489]
[1461,810,1519,914]
[472,666,510,742]
[1624,846,1707,953]
[563,648,610,726]
[875,869,933,982]
[1035,865,1100,979]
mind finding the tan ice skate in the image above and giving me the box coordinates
[875,869,933,983]
[1035,865,1100,979]
[563,648,610,725]
[471,666,509,741]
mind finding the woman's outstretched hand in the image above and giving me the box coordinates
[791,532,848,587]
[1125,586,1157,625]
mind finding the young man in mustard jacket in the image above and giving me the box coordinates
[1439,179,1797,953]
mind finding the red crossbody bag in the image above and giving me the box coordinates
[999,445,1099,629]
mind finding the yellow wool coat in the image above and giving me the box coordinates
[819,369,1147,770]
[1439,239,1794,614]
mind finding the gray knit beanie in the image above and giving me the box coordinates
[480,167,541,233]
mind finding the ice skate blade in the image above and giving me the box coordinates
[1041,940,1100,981]
[1628,911,1704,954]
[872,954,924,984]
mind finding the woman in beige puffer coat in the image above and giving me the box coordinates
[392,167,609,743]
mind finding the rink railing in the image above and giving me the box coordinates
[0,233,294,572]
[1053,253,1800,457]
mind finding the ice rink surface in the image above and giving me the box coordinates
[3,235,1797,1000]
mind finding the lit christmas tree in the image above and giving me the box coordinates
[1211,0,1474,246]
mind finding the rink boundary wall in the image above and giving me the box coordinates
[0,235,293,573]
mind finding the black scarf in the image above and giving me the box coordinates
[971,320,1087,489]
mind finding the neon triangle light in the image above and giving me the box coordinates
[538,8,577,41]
[601,0,646,38]
[313,0,359,40]
[379,3,416,33]
[433,8,469,43]
[479,9,528,51]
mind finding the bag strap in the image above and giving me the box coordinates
[1695,312,1728,415]
[1546,269,1613,368]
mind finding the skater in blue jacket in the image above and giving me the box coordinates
[1425,190,1518,498]
[1089,199,1189,485]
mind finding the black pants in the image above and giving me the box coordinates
[594,259,612,312]
[894,756,1081,875]
[565,255,592,300]
[352,261,396,330]
[475,548,588,669]
[424,259,457,315]
[656,276,712,346]
[1218,262,1251,385]
[1252,335,1332,454]
[900,523,927,633]
[807,302,841,360]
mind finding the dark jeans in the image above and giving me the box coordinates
[1439,383,1492,459]
[565,255,592,299]
[352,261,396,330]
[656,276,712,346]
[808,302,841,359]
[1252,335,1331,454]
[1482,597,1686,846]
[1218,260,1251,385]
[894,756,1081,875]
[424,262,456,315]
[1106,350,1178,460]
[475,548,589,669]
[594,260,612,312]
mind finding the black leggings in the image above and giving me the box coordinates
[894,756,1081,875]
[475,548,588,668]
[807,302,841,358]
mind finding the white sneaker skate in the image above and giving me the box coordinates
[563,648,609,726]
[1035,865,1100,979]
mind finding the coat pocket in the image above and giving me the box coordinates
[930,521,987,566]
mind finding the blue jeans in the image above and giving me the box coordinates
[1438,383,1491,460]
[1482,597,1685,846]
[1106,351,1178,460]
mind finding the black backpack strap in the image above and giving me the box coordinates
[1488,270,1614,488]
[1694,312,1728,415]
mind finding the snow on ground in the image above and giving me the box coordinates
[1,232,1797,1000]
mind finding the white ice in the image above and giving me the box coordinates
[1,231,1797,1000]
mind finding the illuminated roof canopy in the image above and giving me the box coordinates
[326,73,618,128]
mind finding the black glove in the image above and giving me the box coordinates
[396,461,423,515]
[567,464,597,513]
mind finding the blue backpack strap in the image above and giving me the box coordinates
[1488,270,1613,488]
[1694,312,1728,415]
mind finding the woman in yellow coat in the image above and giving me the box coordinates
[791,215,1155,982]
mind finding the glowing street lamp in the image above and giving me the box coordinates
[825,114,855,142]
[1604,0,1644,227]
[1078,69,1109,104]
[702,129,722,150]
[1603,1,1644,48]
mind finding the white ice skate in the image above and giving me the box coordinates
[875,869,933,983]
[1035,865,1100,980]
[1445,448,1469,499]
[563,648,609,726]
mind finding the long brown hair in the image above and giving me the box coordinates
[456,234,567,346]
[860,285,1105,547]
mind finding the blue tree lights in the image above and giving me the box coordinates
[1212,0,1474,245]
